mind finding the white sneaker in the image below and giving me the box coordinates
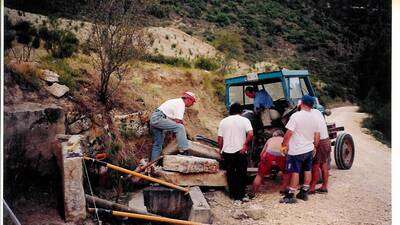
[233,200,242,206]
[241,196,250,202]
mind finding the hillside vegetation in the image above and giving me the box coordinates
[5,0,391,142]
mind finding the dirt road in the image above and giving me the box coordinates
[206,106,391,225]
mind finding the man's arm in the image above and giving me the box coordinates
[172,118,183,124]
[314,132,320,148]
[240,131,254,154]
[282,129,293,147]
[217,136,223,151]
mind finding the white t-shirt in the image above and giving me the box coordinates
[218,115,253,154]
[158,98,185,120]
[285,110,319,155]
[311,109,329,139]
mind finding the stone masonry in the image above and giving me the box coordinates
[60,135,86,222]
[163,155,219,173]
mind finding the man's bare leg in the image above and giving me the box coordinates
[310,164,320,192]
[252,174,263,194]
[289,172,299,191]
[321,162,329,190]
[303,171,312,186]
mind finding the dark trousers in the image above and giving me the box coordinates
[222,151,248,200]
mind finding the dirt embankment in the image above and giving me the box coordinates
[207,106,391,225]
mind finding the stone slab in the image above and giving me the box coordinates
[187,141,221,161]
[163,155,219,173]
[41,69,59,83]
[45,83,69,98]
[61,135,86,222]
[188,186,212,224]
[155,169,227,187]
[128,190,148,213]
[162,140,221,161]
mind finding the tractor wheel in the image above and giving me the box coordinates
[334,133,355,170]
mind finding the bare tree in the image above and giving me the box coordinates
[85,0,152,103]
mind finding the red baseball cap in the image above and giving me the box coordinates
[182,91,197,102]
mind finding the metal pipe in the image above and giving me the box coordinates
[3,200,22,225]
[83,156,189,193]
[88,208,209,225]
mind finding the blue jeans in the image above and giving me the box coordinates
[150,109,189,160]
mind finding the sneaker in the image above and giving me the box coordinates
[279,193,297,204]
[233,200,242,206]
[241,196,250,202]
[248,192,256,199]
[296,189,309,201]
[279,189,289,196]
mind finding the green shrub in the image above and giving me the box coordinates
[194,57,220,71]
[40,26,79,58]
[148,4,170,18]
[143,54,191,68]
[4,16,15,51]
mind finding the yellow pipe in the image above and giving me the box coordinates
[83,156,189,193]
[88,208,209,225]
[112,210,208,225]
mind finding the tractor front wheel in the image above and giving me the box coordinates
[334,133,355,170]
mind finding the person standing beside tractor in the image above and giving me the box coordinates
[309,107,331,194]
[244,86,274,126]
[218,102,253,203]
[280,95,320,204]
[149,92,197,160]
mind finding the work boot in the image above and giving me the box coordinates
[279,192,297,204]
[296,188,309,201]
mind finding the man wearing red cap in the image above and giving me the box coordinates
[149,92,197,160]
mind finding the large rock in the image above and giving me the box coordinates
[60,135,86,222]
[112,112,149,138]
[163,155,219,173]
[162,140,221,161]
[187,141,221,160]
[154,169,227,187]
[244,205,264,220]
[45,83,70,98]
[188,186,212,224]
[41,69,59,83]
[68,116,92,134]
[4,103,65,175]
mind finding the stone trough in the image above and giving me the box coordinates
[129,186,212,224]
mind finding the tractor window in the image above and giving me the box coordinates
[300,78,309,95]
[289,77,305,99]
[229,86,244,105]
[263,82,285,100]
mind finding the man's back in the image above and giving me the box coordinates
[218,115,253,154]
[254,90,274,110]
[285,110,319,155]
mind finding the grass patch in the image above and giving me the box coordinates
[142,54,191,68]
[8,62,41,91]
[40,55,81,90]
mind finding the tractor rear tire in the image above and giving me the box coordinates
[334,133,355,170]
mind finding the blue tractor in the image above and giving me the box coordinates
[224,70,355,170]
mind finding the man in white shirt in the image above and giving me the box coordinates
[280,95,320,204]
[149,92,196,160]
[218,102,253,202]
[310,108,331,194]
